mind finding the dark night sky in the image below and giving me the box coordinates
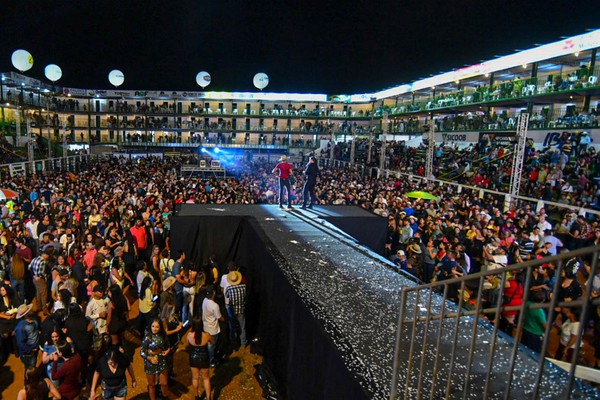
[1,1,599,94]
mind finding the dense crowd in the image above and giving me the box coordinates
[0,152,599,398]
[334,134,600,209]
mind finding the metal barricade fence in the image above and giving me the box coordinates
[0,154,92,177]
[389,245,600,400]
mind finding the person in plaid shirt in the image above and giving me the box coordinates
[224,271,247,347]
[28,249,51,314]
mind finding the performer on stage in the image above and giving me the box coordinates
[272,155,294,210]
[301,156,319,209]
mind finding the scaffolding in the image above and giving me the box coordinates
[425,121,435,180]
[508,113,529,208]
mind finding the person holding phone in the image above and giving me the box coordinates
[141,319,175,400]
[51,340,83,400]
[138,276,158,335]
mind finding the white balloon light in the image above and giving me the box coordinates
[108,69,125,87]
[253,73,269,90]
[11,49,34,72]
[44,64,62,82]
[196,71,211,88]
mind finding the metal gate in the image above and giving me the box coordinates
[390,245,600,400]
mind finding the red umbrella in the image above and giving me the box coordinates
[0,188,18,200]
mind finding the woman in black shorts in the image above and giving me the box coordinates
[187,316,215,400]
[90,348,137,400]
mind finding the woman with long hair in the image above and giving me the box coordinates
[106,284,129,347]
[187,316,215,400]
[138,275,158,335]
[90,347,136,400]
[150,245,162,285]
[0,284,17,339]
[41,326,67,390]
[141,318,175,400]
[179,262,198,324]
[8,253,26,305]
[17,366,62,400]
[160,302,183,382]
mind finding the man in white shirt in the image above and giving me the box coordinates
[25,215,39,240]
[537,215,552,232]
[85,285,109,336]
[202,286,224,365]
[220,262,239,307]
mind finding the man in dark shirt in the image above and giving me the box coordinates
[14,303,40,368]
[301,156,319,209]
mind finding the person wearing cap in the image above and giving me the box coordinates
[110,246,135,293]
[392,250,407,271]
[398,219,413,251]
[301,156,319,209]
[272,155,294,210]
[579,131,591,155]
[225,271,247,347]
[24,214,39,240]
[14,303,40,368]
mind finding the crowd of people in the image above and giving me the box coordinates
[0,149,599,397]
[333,134,600,209]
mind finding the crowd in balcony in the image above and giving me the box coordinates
[382,66,599,116]
[332,132,599,209]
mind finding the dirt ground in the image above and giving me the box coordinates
[0,296,264,400]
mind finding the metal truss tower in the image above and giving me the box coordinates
[379,112,388,170]
[425,120,435,180]
[508,113,529,207]
[350,123,356,164]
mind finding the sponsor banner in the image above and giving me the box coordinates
[63,87,87,96]
[6,71,43,87]
[435,132,479,143]
[87,89,108,97]
[434,129,599,147]
[479,131,515,146]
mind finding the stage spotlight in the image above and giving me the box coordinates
[214,147,221,153]
[200,147,207,153]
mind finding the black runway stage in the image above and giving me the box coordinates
[170,204,598,400]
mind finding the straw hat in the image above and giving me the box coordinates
[16,303,34,319]
[227,271,242,286]
[163,276,176,291]
[408,243,422,254]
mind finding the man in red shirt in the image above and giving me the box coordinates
[272,155,294,210]
[130,218,148,260]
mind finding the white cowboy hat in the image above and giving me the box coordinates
[16,303,34,319]
[163,276,177,291]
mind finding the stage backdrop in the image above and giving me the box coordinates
[170,213,370,400]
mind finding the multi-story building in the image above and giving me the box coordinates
[1,29,599,155]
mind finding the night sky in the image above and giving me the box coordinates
[1,1,599,94]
